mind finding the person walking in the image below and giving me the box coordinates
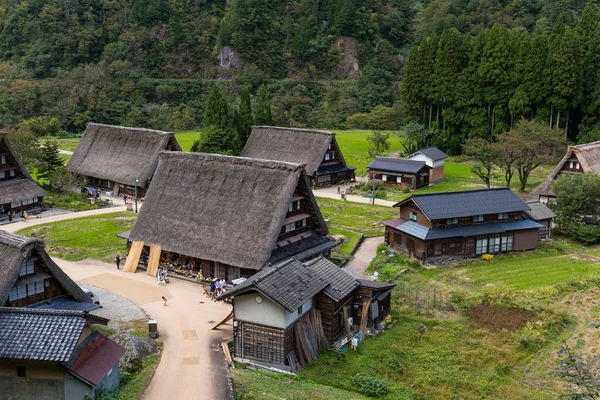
[162,296,168,306]
[22,211,28,222]
[123,194,128,205]
[210,279,216,300]
[115,254,121,269]
[368,192,374,205]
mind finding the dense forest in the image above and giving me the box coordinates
[0,0,594,150]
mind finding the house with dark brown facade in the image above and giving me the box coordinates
[0,231,97,311]
[241,126,355,186]
[218,256,394,371]
[67,123,181,198]
[406,146,448,183]
[123,152,337,281]
[367,157,431,189]
[532,141,600,203]
[383,188,542,263]
[0,135,46,216]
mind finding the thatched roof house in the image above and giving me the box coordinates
[127,152,336,280]
[0,230,93,308]
[241,126,355,186]
[0,135,46,214]
[67,123,181,197]
[532,141,600,202]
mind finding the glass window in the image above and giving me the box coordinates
[473,215,484,223]
[476,236,488,255]
[0,155,5,164]
[297,305,303,315]
[9,169,14,177]
[489,234,500,253]
[295,219,307,230]
[501,234,513,251]
[409,211,417,221]
[288,200,300,213]
[19,259,34,276]
[498,213,509,220]
[447,218,458,225]
[0,171,4,179]
[324,153,330,161]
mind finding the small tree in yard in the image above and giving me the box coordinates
[397,121,432,155]
[497,119,566,192]
[38,141,64,186]
[367,131,390,158]
[463,137,498,188]
[552,174,600,243]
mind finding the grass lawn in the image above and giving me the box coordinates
[465,253,600,290]
[17,212,135,263]
[175,131,200,151]
[332,130,404,176]
[233,369,368,400]
[44,137,81,152]
[329,227,362,259]
[317,197,396,237]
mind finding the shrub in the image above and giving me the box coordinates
[481,254,494,261]
[350,373,389,397]
[120,370,132,385]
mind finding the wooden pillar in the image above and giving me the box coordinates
[123,241,144,272]
[146,244,162,277]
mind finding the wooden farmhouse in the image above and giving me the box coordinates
[66,123,181,198]
[406,146,448,183]
[217,256,395,372]
[0,307,124,400]
[241,126,355,186]
[122,152,337,281]
[531,141,600,203]
[383,188,543,264]
[0,134,46,216]
[367,157,431,189]
[0,230,98,311]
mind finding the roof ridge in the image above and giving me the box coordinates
[158,151,305,172]
[253,258,299,285]
[252,126,334,137]
[412,187,511,197]
[0,230,42,249]
[0,307,86,317]
[86,122,174,136]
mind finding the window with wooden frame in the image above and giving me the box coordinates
[409,211,417,221]
[288,200,301,213]
[0,155,5,165]
[497,212,509,220]
[473,215,484,223]
[446,218,458,225]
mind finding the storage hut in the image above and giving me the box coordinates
[241,126,355,186]
[66,123,181,198]
[123,152,337,280]
[0,135,46,216]
[525,201,556,240]
[406,146,448,182]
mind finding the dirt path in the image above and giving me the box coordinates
[313,185,396,207]
[3,205,129,233]
[54,258,233,400]
[344,236,384,279]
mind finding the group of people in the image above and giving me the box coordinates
[209,278,227,299]
[157,267,169,285]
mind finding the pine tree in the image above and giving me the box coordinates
[255,85,273,125]
[39,141,64,186]
[523,27,550,118]
[236,87,253,149]
[204,85,229,130]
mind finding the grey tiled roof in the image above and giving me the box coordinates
[525,201,556,221]
[367,157,426,174]
[397,188,530,220]
[0,308,87,362]
[389,219,543,240]
[268,235,337,265]
[409,146,448,161]
[304,257,359,302]
[219,258,330,312]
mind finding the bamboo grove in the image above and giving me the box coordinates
[401,4,600,152]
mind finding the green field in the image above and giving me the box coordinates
[317,197,396,237]
[174,131,200,151]
[329,227,362,259]
[17,212,135,263]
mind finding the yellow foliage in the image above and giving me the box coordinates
[481,254,494,261]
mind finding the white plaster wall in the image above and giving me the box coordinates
[234,293,286,328]
[406,153,433,167]
[284,297,314,327]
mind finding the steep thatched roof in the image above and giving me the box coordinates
[129,152,329,271]
[0,135,46,204]
[532,142,600,197]
[66,123,181,186]
[0,231,91,304]
[241,126,337,176]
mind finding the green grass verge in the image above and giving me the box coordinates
[233,368,368,400]
[17,212,135,263]
[44,191,101,212]
[329,227,362,260]
[465,253,600,290]
[114,344,163,400]
[317,197,395,237]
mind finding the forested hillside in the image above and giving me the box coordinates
[0,0,594,147]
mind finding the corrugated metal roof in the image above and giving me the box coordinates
[525,201,556,221]
[390,219,543,241]
[367,157,426,174]
[404,188,530,220]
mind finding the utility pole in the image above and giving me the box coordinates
[134,178,139,214]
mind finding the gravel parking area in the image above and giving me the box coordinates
[79,283,148,322]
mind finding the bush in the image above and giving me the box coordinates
[120,370,132,386]
[568,224,600,245]
[350,373,389,397]
[481,254,494,261]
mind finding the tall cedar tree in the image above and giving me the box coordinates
[236,87,253,149]
[39,141,64,185]
[204,85,229,130]
[255,85,273,125]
